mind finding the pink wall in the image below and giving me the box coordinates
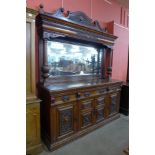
[107,21,129,81]
[27,0,129,82]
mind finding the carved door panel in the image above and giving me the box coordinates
[79,99,94,129]
[107,93,120,117]
[80,111,93,129]
[95,106,105,123]
[56,103,76,138]
[94,96,105,123]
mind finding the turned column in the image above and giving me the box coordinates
[100,47,106,79]
[107,48,113,81]
[41,39,50,83]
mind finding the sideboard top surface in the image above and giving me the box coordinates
[43,79,122,92]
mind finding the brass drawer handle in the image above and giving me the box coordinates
[84,92,90,97]
[62,96,70,102]
[76,92,81,98]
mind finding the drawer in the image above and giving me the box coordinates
[80,99,93,111]
[108,86,121,93]
[76,88,97,99]
[50,94,76,104]
[96,96,105,106]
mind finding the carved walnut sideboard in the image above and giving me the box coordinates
[36,5,122,151]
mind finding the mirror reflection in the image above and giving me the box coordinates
[47,41,99,76]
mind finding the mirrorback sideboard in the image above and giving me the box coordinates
[36,5,122,151]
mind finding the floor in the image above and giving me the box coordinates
[39,115,129,155]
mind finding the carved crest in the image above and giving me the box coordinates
[39,5,105,32]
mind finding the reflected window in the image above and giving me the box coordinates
[47,41,99,76]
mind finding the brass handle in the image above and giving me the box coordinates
[76,92,81,98]
[84,92,90,97]
[62,96,70,102]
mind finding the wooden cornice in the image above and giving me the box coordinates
[26,7,38,15]
[26,7,38,19]
[36,5,118,47]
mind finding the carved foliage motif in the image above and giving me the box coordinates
[82,113,91,127]
[96,109,104,121]
[110,94,117,114]
[97,97,105,105]
[81,101,91,109]
[39,5,105,32]
[43,32,66,40]
[59,108,73,136]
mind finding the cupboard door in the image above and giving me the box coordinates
[108,92,120,116]
[95,96,105,122]
[56,103,76,138]
[79,99,94,129]
[95,106,105,122]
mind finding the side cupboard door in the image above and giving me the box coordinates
[55,102,77,139]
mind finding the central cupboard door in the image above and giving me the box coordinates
[107,92,121,117]
[94,96,106,123]
[79,98,94,129]
[55,102,77,139]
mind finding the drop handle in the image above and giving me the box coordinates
[84,92,90,97]
[76,92,81,98]
[62,96,70,102]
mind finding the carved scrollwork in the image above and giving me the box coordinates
[59,108,73,136]
[43,32,66,40]
[82,113,91,127]
[96,109,104,121]
[67,10,105,32]
[52,8,65,17]
[39,5,105,32]
[110,95,117,114]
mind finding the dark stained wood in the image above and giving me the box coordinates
[120,83,129,115]
[37,5,122,151]
[39,79,122,151]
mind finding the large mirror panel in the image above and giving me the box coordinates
[47,41,101,77]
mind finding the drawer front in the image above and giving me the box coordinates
[81,100,92,110]
[51,94,76,104]
[80,99,94,111]
[96,96,105,106]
